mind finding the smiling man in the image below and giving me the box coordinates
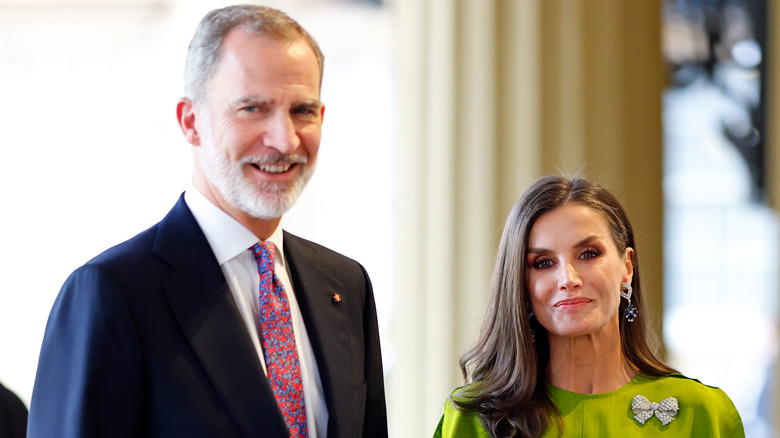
[28,5,387,438]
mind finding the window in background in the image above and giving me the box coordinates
[662,1,776,436]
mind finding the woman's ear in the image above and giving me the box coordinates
[623,247,635,284]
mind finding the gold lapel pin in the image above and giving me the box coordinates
[332,293,342,304]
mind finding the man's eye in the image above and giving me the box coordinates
[292,107,315,116]
[242,106,259,112]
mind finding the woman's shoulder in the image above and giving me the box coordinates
[636,374,734,402]
[634,373,744,435]
[434,384,492,438]
[448,383,482,402]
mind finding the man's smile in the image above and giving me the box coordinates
[251,162,294,173]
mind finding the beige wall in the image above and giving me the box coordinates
[539,1,666,351]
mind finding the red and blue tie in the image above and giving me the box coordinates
[252,242,308,437]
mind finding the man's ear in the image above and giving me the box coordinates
[176,97,201,146]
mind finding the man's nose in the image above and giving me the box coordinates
[263,112,300,153]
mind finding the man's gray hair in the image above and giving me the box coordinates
[183,4,325,105]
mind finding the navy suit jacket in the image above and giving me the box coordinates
[0,382,27,438]
[28,196,387,437]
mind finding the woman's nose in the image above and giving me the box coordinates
[558,262,583,291]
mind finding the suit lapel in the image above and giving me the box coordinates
[284,232,362,435]
[153,197,288,438]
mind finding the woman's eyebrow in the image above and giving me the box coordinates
[527,235,601,255]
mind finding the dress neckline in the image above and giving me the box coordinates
[546,374,651,399]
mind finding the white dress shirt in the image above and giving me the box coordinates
[184,188,328,437]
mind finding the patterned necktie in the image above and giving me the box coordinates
[251,242,308,437]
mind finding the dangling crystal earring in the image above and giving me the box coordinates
[527,305,536,342]
[621,282,638,322]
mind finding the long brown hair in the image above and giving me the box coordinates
[455,176,677,437]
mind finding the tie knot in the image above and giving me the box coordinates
[251,241,277,274]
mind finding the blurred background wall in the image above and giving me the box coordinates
[0,0,776,437]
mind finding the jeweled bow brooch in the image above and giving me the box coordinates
[631,395,679,426]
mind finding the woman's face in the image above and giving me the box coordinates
[526,204,633,340]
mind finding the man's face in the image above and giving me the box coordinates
[193,28,324,220]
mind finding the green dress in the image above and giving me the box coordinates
[433,374,744,437]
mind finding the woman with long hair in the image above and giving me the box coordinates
[434,176,744,437]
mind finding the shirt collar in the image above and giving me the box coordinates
[184,186,286,267]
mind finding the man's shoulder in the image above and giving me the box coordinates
[85,223,161,268]
[82,195,197,272]
[283,230,362,267]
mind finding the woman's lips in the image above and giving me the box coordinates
[554,298,591,309]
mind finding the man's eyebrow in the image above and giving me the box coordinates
[294,99,324,109]
[233,97,273,107]
[230,97,322,109]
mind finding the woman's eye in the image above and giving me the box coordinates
[532,258,554,269]
[580,247,601,259]
[242,106,258,113]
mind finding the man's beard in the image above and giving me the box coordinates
[199,135,315,220]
